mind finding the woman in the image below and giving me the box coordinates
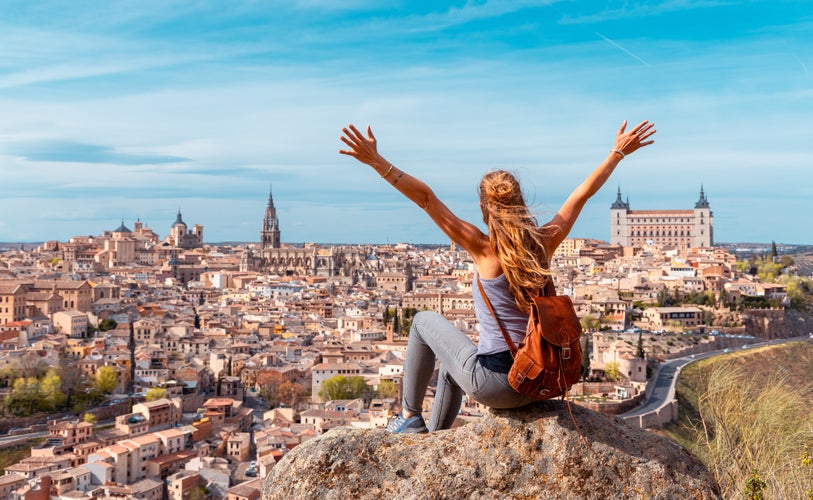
[339,120,655,433]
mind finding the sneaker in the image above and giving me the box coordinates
[385,414,428,434]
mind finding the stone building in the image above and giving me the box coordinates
[0,283,27,325]
[642,306,704,330]
[241,188,374,279]
[610,187,713,248]
[165,210,203,249]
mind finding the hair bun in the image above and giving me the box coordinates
[492,182,514,203]
[481,170,522,207]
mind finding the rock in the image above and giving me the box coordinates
[262,402,721,500]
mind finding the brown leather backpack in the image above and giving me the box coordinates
[478,276,583,400]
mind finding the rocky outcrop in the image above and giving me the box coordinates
[262,402,720,499]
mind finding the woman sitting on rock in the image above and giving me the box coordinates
[339,121,655,433]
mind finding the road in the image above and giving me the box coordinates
[0,431,49,448]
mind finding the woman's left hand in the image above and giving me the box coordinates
[339,124,384,167]
[613,120,656,157]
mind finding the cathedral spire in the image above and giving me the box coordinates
[261,187,281,250]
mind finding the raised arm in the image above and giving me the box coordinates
[339,124,490,257]
[543,120,656,253]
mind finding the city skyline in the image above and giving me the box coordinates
[1,1,812,245]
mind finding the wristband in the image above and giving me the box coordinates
[380,164,394,178]
[611,149,625,159]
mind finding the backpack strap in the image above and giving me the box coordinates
[476,275,518,357]
[543,275,556,297]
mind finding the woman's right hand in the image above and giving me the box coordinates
[613,120,656,157]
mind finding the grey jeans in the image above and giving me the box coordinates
[402,311,537,431]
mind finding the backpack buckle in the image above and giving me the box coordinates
[561,347,571,360]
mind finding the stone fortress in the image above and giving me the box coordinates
[610,186,713,249]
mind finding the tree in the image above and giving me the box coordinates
[392,309,400,334]
[58,357,81,395]
[256,371,285,407]
[98,318,117,331]
[657,289,676,307]
[636,332,645,359]
[778,255,794,268]
[704,290,717,308]
[17,351,47,378]
[145,387,167,401]
[400,308,417,335]
[580,335,591,381]
[580,316,600,333]
[376,380,398,399]
[604,361,621,382]
[7,377,40,416]
[95,366,118,394]
[40,370,66,411]
[778,275,809,309]
[318,375,373,402]
[718,287,730,308]
[83,413,97,425]
[188,486,210,500]
[756,260,783,283]
[277,381,308,408]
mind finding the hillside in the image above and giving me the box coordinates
[659,340,813,498]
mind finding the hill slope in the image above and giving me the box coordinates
[660,340,813,498]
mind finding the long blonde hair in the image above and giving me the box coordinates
[479,170,555,313]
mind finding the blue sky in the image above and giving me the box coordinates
[0,0,811,245]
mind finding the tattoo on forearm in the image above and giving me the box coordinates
[392,171,404,185]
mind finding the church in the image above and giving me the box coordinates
[165,209,203,249]
[609,187,713,248]
[241,188,371,278]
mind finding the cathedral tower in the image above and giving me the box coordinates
[261,187,281,250]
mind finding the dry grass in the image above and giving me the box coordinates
[662,341,813,498]
[0,441,37,474]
